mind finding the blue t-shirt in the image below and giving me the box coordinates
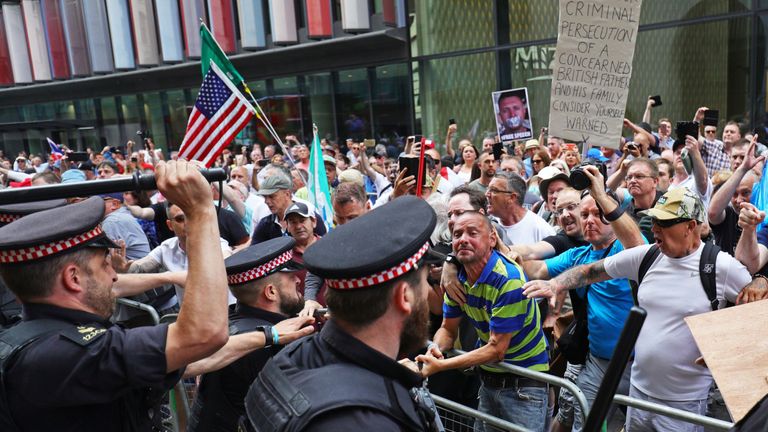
[544,240,637,360]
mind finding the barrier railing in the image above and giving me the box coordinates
[448,348,591,424]
[431,394,531,432]
[612,395,733,430]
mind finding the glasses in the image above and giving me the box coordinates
[705,130,716,134]
[171,215,186,223]
[487,187,514,195]
[447,209,480,219]
[553,203,579,217]
[97,170,112,175]
[532,159,543,164]
[625,174,656,181]
[653,217,691,228]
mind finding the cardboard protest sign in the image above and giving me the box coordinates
[548,0,643,149]
[685,299,768,421]
[493,88,533,143]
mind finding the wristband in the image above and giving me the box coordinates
[753,273,768,284]
[273,329,280,346]
[603,205,625,222]
[258,325,274,348]
[445,254,459,266]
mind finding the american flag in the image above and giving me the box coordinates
[178,61,255,167]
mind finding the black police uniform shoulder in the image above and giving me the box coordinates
[225,236,296,277]
[303,196,436,280]
[59,322,108,346]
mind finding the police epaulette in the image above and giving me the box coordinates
[60,323,107,346]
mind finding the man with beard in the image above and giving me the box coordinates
[418,210,549,431]
[468,152,496,194]
[0,161,232,430]
[245,196,444,431]
[189,237,307,431]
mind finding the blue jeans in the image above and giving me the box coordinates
[572,353,632,432]
[475,382,548,432]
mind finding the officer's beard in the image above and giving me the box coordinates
[398,293,430,358]
[278,288,305,317]
[84,275,116,318]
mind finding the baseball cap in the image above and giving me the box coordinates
[99,192,124,202]
[257,175,292,195]
[536,166,570,202]
[322,155,337,166]
[338,169,365,187]
[639,187,704,222]
[586,148,609,162]
[284,201,315,219]
[61,169,86,183]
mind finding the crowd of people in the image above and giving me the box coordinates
[1,96,768,431]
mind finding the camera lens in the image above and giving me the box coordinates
[570,168,590,190]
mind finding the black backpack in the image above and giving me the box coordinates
[631,242,720,311]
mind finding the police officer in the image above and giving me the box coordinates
[0,160,231,431]
[189,236,307,431]
[245,196,444,431]
[0,199,66,328]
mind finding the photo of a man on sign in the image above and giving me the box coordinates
[493,87,533,142]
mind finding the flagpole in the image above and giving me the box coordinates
[200,21,307,187]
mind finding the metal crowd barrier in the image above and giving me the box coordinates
[612,395,733,430]
[447,348,591,424]
[431,394,530,432]
[115,298,160,326]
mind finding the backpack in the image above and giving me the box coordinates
[631,242,720,311]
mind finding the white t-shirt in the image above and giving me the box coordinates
[498,210,555,246]
[604,243,751,401]
[147,237,236,305]
[245,193,271,232]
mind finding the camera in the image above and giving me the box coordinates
[569,159,607,190]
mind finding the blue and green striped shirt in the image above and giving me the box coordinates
[444,250,549,373]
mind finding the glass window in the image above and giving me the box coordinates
[119,95,140,147]
[417,52,497,147]
[372,63,410,146]
[141,92,167,150]
[306,73,335,141]
[336,68,371,141]
[639,0,749,25]
[410,0,495,57]
[165,89,189,151]
[242,80,267,148]
[270,76,304,142]
[99,97,120,150]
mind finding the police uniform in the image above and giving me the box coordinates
[0,199,67,328]
[245,196,443,432]
[0,197,182,431]
[188,237,302,432]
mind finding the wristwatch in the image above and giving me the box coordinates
[445,253,459,266]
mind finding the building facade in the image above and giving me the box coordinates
[0,0,765,157]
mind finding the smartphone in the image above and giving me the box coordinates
[703,110,719,127]
[676,121,699,140]
[681,149,693,175]
[398,156,428,186]
[364,139,376,148]
[68,151,89,162]
[493,142,504,161]
[448,118,456,126]
[626,143,638,153]
[650,95,662,107]
[257,159,270,168]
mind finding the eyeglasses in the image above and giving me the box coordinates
[487,187,514,195]
[532,159,543,164]
[553,203,579,217]
[171,215,186,223]
[447,209,481,219]
[625,174,656,181]
[653,217,692,228]
[705,130,716,134]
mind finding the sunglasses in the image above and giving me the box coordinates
[653,217,692,228]
[532,159,543,164]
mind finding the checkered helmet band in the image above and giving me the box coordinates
[0,226,104,264]
[227,250,294,285]
[326,242,429,289]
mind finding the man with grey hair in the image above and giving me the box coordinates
[486,171,554,245]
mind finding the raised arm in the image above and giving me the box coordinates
[685,135,709,196]
[642,96,654,124]
[585,166,644,249]
[735,203,768,274]
[709,138,764,225]
[158,161,230,373]
[445,124,457,158]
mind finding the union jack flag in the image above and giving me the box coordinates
[47,137,63,161]
[178,61,255,167]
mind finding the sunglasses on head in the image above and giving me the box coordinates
[653,217,692,228]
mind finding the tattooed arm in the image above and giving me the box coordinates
[522,259,611,308]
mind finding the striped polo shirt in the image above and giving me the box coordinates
[444,250,549,373]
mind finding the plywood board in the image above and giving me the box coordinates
[685,299,768,421]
